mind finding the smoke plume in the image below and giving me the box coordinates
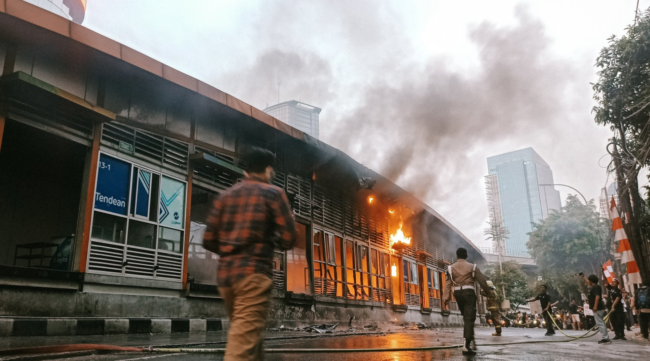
[216,2,595,244]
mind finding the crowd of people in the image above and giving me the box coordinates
[492,277,650,345]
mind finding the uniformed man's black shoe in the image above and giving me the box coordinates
[544,332,554,336]
[461,345,476,355]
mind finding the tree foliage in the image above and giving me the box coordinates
[527,195,612,301]
[484,260,532,310]
[592,9,650,284]
[593,9,650,135]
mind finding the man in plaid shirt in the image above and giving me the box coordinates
[203,147,296,361]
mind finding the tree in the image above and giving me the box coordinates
[527,195,612,301]
[592,8,650,284]
[484,261,531,310]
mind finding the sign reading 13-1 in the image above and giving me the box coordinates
[95,154,131,215]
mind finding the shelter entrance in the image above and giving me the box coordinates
[0,120,87,270]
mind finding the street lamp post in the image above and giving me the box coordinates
[538,183,589,205]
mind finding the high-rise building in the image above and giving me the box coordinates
[486,148,561,258]
[264,100,321,139]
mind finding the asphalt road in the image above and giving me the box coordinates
[1,327,648,360]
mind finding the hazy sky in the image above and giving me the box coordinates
[84,0,646,248]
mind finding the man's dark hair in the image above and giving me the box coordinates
[540,285,547,290]
[243,147,276,174]
[587,275,599,284]
[456,247,468,259]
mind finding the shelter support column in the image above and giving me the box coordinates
[78,124,101,272]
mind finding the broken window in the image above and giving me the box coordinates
[403,259,420,306]
[370,249,391,302]
[313,230,343,297]
[286,222,310,294]
[427,268,441,309]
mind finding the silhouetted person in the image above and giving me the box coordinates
[586,274,611,344]
[528,285,555,336]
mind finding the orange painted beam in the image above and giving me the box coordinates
[78,124,101,272]
[181,163,193,290]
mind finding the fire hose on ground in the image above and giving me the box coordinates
[146,309,616,353]
[0,312,616,357]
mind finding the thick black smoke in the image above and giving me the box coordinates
[218,2,589,243]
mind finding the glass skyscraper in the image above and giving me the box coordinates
[486,148,561,258]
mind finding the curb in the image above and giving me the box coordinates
[0,318,225,337]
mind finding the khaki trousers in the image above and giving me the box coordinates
[219,273,273,361]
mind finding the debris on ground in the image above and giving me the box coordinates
[267,321,385,334]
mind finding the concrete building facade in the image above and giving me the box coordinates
[487,148,561,258]
[0,1,486,336]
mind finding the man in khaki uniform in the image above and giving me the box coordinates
[443,247,491,355]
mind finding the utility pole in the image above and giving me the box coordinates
[612,144,650,284]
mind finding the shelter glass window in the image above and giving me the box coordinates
[88,153,187,280]
[187,186,220,285]
[91,212,126,244]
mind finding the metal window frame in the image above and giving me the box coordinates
[86,151,187,281]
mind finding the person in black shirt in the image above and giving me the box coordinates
[528,285,555,336]
[587,274,611,344]
[607,279,626,340]
[569,300,582,330]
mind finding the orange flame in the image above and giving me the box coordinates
[388,209,395,214]
[389,223,411,251]
[368,196,374,204]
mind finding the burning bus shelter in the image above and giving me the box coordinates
[0,0,485,334]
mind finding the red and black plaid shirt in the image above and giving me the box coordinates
[203,176,297,287]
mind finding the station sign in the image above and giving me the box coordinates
[95,154,131,215]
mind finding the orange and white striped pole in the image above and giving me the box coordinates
[610,197,642,285]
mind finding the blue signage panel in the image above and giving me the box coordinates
[159,176,185,229]
[95,154,131,215]
[135,170,151,218]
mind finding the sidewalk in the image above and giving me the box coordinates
[0,328,390,352]
[1,326,648,360]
